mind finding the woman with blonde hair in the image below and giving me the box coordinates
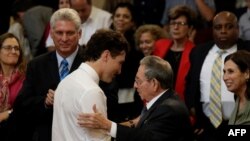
[135,24,167,56]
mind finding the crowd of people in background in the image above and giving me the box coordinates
[0,0,250,141]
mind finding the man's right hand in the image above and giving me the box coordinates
[77,104,112,132]
[45,89,55,107]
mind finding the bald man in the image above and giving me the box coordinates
[185,11,250,141]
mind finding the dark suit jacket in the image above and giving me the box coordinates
[185,39,250,132]
[7,48,84,141]
[116,89,193,141]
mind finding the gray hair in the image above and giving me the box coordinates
[140,55,173,89]
[50,8,81,31]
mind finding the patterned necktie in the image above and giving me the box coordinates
[209,50,225,128]
[60,59,69,80]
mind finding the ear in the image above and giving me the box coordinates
[152,78,160,91]
[101,50,110,62]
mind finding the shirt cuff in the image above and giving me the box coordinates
[109,121,117,138]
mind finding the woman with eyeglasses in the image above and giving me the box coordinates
[153,5,196,102]
[0,33,26,136]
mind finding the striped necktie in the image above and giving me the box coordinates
[60,59,69,80]
[209,50,225,128]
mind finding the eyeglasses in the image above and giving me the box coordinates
[1,45,20,52]
[169,21,188,26]
[134,78,150,86]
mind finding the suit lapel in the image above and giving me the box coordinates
[48,52,61,84]
[136,90,174,128]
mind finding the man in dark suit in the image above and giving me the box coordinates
[7,8,84,141]
[185,11,250,141]
[77,56,193,141]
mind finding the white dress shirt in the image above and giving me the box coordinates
[110,90,167,138]
[52,63,111,141]
[79,6,112,45]
[200,44,237,120]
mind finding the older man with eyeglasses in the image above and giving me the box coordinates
[77,56,193,141]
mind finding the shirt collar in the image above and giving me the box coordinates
[211,44,237,54]
[79,63,99,84]
[146,89,168,110]
[56,46,79,69]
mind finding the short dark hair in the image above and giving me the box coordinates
[84,29,129,61]
[112,2,137,25]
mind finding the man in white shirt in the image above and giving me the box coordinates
[46,0,112,50]
[76,56,193,141]
[52,29,128,141]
